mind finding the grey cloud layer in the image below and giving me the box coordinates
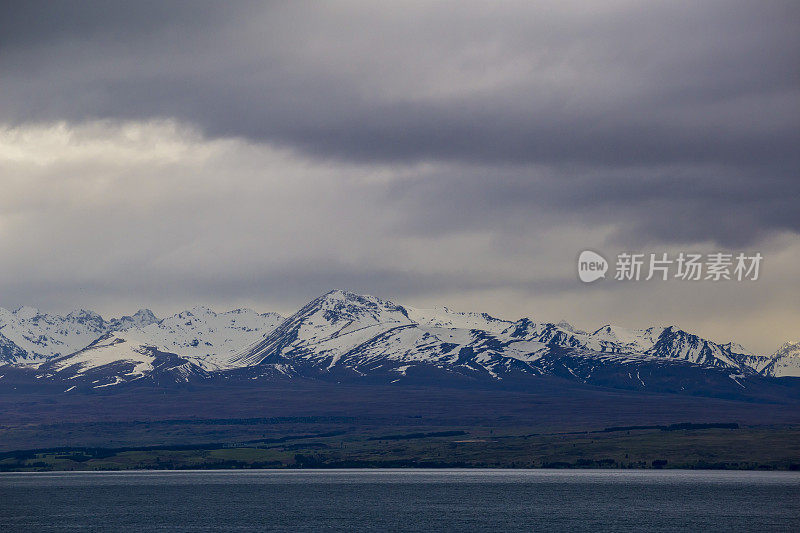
[2,1,797,246]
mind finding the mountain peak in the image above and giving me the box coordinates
[226,308,256,315]
[721,341,752,355]
[232,290,413,367]
[134,309,157,321]
[591,324,637,338]
[173,306,216,320]
[778,340,800,351]
[106,309,159,331]
[13,306,42,320]
[126,308,159,328]
[309,290,407,321]
[761,341,800,377]
[555,320,583,334]
[320,288,369,301]
[67,309,104,321]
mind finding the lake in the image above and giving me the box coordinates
[1,469,799,531]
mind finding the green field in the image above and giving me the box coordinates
[3,424,799,472]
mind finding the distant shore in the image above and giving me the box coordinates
[3,424,799,472]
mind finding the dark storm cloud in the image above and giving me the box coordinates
[2,1,797,162]
[0,1,243,50]
[2,1,798,249]
[384,162,800,246]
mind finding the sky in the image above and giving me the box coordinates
[1,1,798,353]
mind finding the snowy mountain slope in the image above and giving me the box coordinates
[588,325,664,354]
[0,305,283,371]
[135,307,284,368]
[483,320,763,373]
[0,331,28,364]
[31,307,286,386]
[555,320,587,335]
[762,341,800,377]
[238,291,577,377]
[404,306,512,333]
[236,290,569,380]
[0,306,143,363]
[233,290,419,368]
[39,332,214,388]
[643,326,758,369]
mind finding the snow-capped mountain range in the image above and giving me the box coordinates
[1,290,797,392]
[0,305,282,366]
[0,307,159,363]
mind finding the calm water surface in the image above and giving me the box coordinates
[1,469,799,532]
